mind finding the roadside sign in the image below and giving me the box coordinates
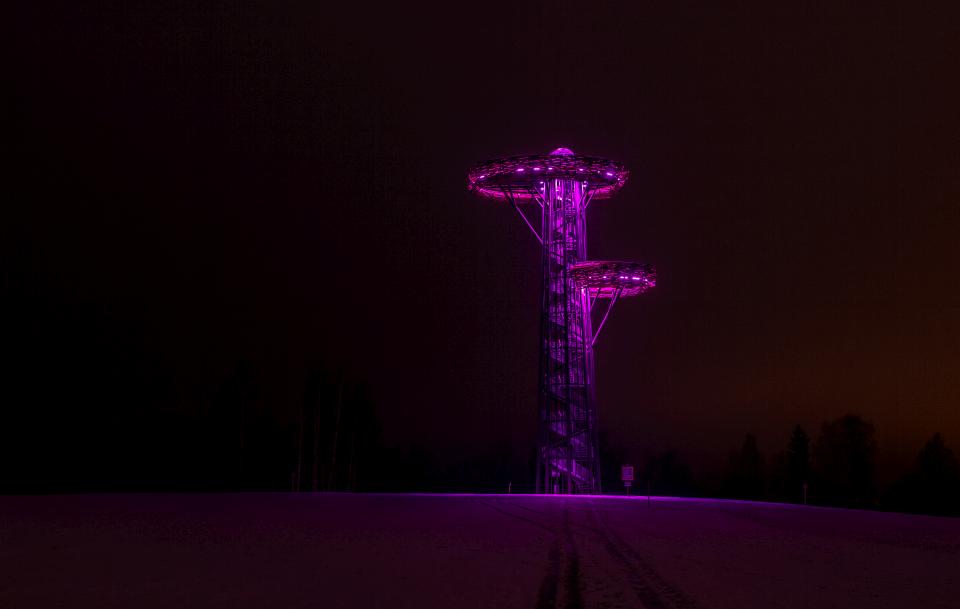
[621,465,634,483]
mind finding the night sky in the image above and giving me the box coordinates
[6,2,960,488]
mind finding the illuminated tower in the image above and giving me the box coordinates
[467,148,656,494]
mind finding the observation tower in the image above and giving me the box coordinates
[467,147,656,494]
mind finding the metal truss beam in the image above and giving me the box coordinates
[504,189,543,245]
[592,287,622,346]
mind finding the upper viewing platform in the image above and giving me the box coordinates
[467,147,628,202]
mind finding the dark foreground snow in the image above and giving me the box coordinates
[2,494,958,608]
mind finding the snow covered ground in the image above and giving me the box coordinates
[2,493,958,608]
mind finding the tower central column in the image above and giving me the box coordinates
[537,178,599,493]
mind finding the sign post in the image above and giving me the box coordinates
[621,464,634,495]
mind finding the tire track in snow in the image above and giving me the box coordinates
[585,501,700,609]
[561,506,585,609]
[478,499,583,609]
[479,498,695,608]
[536,538,562,609]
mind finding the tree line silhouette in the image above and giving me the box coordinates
[291,370,960,516]
[628,416,960,517]
[3,354,957,517]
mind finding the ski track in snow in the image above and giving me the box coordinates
[2,493,958,608]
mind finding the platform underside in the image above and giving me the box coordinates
[570,260,657,297]
[468,153,627,201]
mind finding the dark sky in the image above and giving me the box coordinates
[7,1,960,484]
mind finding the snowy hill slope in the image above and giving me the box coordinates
[2,494,958,608]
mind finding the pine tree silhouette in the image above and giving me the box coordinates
[785,425,811,503]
